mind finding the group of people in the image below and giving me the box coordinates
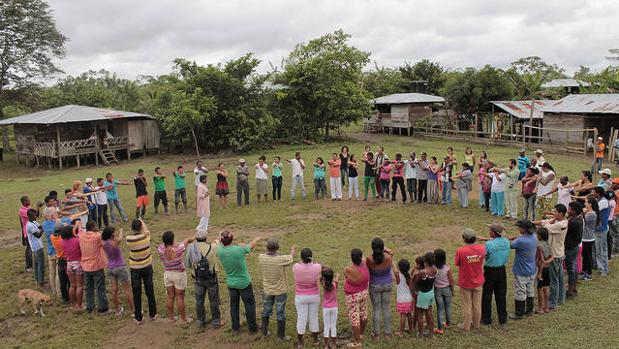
[16,140,619,348]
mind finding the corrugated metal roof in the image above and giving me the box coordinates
[0,105,154,126]
[541,79,590,88]
[490,100,552,119]
[372,93,445,105]
[543,94,619,114]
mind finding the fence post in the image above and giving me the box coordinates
[592,128,598,183]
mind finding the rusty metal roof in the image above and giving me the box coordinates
[372,93,445,105]
[490,100,552,119]
[0,105,154,125]
[541,79,591,88]
[543,94,619,114]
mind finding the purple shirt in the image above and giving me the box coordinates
[369,264,392,285]
[103,240,126,269]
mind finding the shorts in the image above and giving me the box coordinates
[108,266,130,283]
[216,181,229,196]
[154,191,168,206]
[256,179,268,195]
[537,267,550,288]
[415,289,435,309]
[163,270,187,290]
[396,301,413,314]
[136,195,150,207]
[67,260,83,273]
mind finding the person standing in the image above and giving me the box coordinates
[378,160,392,202]
[391,153,406,203]
[185,230,222,328]
[517,149,530,180]
[581,195,599,281]
[215,163,230,209]
[196,175,211,234]
[454,228,485,331]
[83,178,98,224]
[79,221,110,314]
[509,220,538,319]
[50,223,70,303]
[593,137,605,172]
[173,166,188,214]
[94,178,109,227]
[255,155,270,203]
[26,208,46,286]
[534,149,546,168]
[153,167,169,216]
[362,152,376,201]
[293,248,322,347]
[521,167,539,221]
[236,159,250,207]
[374,147,389,198]
[272,156,284,202]
[104,173,129,224]
[126,220,158,324]
[19,196,34,272]
[454,163,473,208]
[536,163,556,215]
[593,187,610,277]
[313,157,328,199]
[102,226,134,316]
[348,154,360,200]
[194,160,208,191]
[534,204,568,309]
[42,197,59,297]
[258,239,295,340]
[287,152,307,200]
[480,164,506,216]
[503,159,520,220]
[217,231,261,333]
[134,169,149,219]
[440,156,453,205]
[417,152,429,203]
[367,238,394,339]
[479,223,510,328]
[565,202,583,298]
[404,152,418,203]
[328,153,343,201]
[340,146,350,188]
[344,249,370,348]
[427,157,440,205]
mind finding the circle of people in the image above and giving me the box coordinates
[17,144,618,348]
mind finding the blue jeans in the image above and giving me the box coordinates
[434,286,452,329]
[369,284,392,335]
[291,175,306,199]
[549,257,565,308]
[108,199,128,223]
[490,191,505,216]
[262,293,287,321]
[33,248,45,284]
[595,230,609,274]
[229,284,258,332]
[195,277,221,326]
[441,182,452,204]
[565,246,579,287]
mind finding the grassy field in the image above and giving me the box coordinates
[0,132,617,349]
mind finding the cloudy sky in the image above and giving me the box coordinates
[48,0,619,80]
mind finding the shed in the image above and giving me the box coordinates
[541,94,619,147]
[490,100,552,140]
[364,93,446,135]
[541,79,590,94]
[0,105,160,168]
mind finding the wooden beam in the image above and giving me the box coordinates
[56,125,62,169]
[94,123,99,166]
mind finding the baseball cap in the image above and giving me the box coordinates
[462,228,477,241]
[487,222,505,235]
[599,168,612,176]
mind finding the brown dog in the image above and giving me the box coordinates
[17,289,52,317]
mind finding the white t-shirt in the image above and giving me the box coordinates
[255,163,269,180]
[403,160,418,179]
[557,184,573,207]
[194,167,207,186]
[396,272,413,303]
[94,187,108,206]
[490,172,506,192]
[290,159,305,177]
[537,170,555,197]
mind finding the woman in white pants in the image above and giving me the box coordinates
[292,248,322,347]
[195,175,210,233]
[348,155,360,200]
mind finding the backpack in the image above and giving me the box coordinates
[194,244,215,281]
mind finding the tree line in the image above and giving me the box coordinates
[1,0,618,153]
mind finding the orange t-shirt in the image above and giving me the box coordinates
[615,189,619,215]
[596,143,605,158]
[328,159,341,178]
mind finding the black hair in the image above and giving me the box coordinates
[537,227,549,242]
[395,153,402,160]
[27,208,37,218]
[96,177,103,183]
[102,226,115,241]
[105,172,112,177]
[44,196,51,204]
[371,238,385,264]
[434,248,447,269]
[200,174,207,183]
[155,166,161,172]
[351,248,363,266]
[316,157,324,164]
[341,145,349,153]
[555,204,567,215]
[541,162,554,171]
[582,170,592,182]
[423,251,435,267]
[61,225,74,240]
[447,146,454,151]
[569,201,583,216]
[138,168,144,173]
[321,267,335,292]
[366,152,374,160]
[415,256,425,269]
[431,156,437,162]
[131,219,143,232]
[259,155,266,161]
[528,167,539,175]
[585,195,600,226]
[64,189,71,195]
[274,156,280,160]
[510,159,517,166]
[398,259,411,285]
[593,186,605,196]
[177,165,183,170]
[162,230,175,246]
[85,220,97,231]
[462,162,470,170]
[20,196,29,205]
[49,191,58,198]
[301,248,313,263]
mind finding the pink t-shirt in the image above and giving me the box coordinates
[157,243,186,272]
[293,263,321,295]
[19,206,29,237]
[61,237,82,262]
[322,281,338,308]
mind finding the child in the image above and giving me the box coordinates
[413,252,437,338]
[255,155,269,203]
[393,259,413,337]
[328,153,342,200]
[102,226,135,316]
[215,163,230,209]
[153,167,169,216]
[172,166,188,214]
[26,208,46,286]
[536,227,554,313]
[379,160,392,202]
[411,256,424,332]
[134,169,149,219]
[60,222,84,311]
[272,156,283,201]
[321,268,339,349]
[313,157,327,199]
[433,249,454,334]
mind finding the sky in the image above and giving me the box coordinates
[47,0,619,80]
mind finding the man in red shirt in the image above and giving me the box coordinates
[455,228,485,331]
[19,196,33,272]
[79,221,110,314]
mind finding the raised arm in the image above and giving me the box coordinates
[248,236,262,250]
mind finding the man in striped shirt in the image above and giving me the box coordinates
[126,219,157,323]
[79,220,110,314]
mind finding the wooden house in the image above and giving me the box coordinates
[0,105,160,168]
[364,93,446,135]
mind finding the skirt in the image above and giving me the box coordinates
[396,301,413,314]
[256,179,268,195]
[416,289,435,309]
[216,180,229,196]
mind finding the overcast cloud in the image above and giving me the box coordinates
[47,0,619,80]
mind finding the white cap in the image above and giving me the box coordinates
[599,168,612,176]
[85,178,93,183]
[535,149,543,154]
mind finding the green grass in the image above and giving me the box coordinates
[0,133,616,349]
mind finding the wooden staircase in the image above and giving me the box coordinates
[99,149,118,165]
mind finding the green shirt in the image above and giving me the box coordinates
[217,244,252,289]
[505,168,520,191]
[272,163,283,177]
[313,165,325,179]
[153,176,166,192]
[173,172,186,190]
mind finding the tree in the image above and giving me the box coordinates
[280,30,371,139]
[398,59,446,95]
[0,0,67,150]
[362,63,407,98]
